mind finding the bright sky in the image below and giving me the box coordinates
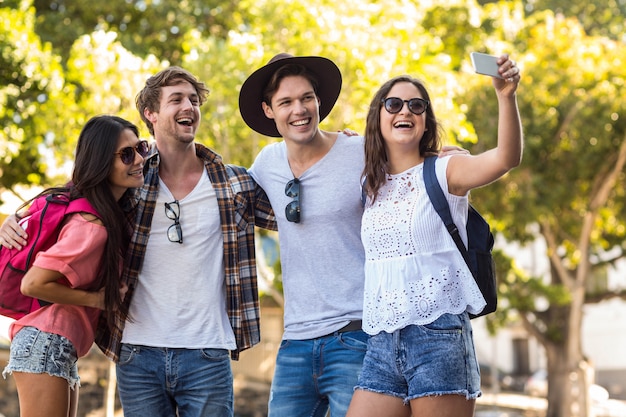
[0,315,13,344]
[0,186,43,215]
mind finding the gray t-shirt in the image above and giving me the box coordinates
[249,134,365,340]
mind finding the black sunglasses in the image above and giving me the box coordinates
[381,97,429,116]
[114,140,150,165]
[165,200,183,244]
[285,178,300,223]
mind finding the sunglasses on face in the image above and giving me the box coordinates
[284,178,300,223]
[165,200,183,244]
[381,97,429,116]
[114,140,150,165]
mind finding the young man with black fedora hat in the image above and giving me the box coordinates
[239,53,368,417]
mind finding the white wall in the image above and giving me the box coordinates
[582,298,626,369]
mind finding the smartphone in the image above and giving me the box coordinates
[470,52,503,79]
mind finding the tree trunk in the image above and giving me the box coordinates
[544,288,589,417]
[106,360,117,417]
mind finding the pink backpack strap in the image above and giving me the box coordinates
[65,197,101,219]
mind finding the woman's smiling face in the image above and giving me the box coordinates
[380,81,428,151]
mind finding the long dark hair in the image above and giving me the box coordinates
[18,115,137,326]
[362,75,443,203]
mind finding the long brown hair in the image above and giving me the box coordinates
[362,75,443,203]
[18,115,137,326]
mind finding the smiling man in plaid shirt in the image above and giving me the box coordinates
[95,67,276,417]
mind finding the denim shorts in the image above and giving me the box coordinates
[355,313,481,402]
[2,326,80,390]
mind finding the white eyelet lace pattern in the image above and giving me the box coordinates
[360,165,485,334]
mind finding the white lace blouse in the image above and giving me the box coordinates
[360,157,486,335]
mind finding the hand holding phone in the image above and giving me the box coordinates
[470,52,504,79]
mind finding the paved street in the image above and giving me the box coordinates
[477,392,626,417]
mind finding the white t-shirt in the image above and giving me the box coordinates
[122,169,236,349]
[360,156,485,335]
[249,134,366,340]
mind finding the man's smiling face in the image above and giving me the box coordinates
[262,75,321,144]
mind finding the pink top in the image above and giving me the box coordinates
[10,214,107,357]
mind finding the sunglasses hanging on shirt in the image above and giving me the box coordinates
[284,178,301,223]
[165,200,183,244]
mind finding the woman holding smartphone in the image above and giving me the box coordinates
[347,54,522,417]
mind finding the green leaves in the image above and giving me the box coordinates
[0,4,63,191]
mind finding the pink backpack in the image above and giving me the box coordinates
[0,193,100,319]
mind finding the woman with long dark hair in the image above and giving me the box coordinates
[1,115,148,417]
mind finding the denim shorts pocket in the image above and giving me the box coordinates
[200,348,229,361]
[10,327,39,358]
[118,344,138,365]
[339,331,369,352]
[420,313,464,336]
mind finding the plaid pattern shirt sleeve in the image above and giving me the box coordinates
[95,143,276,361]
[206,152,276,360]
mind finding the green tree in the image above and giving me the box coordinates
[0,1,66,204]
[32,0,246,66]
[528,0,626,41]
[0,1,164,204]
[464,8,626,417]
[63,30,163,148]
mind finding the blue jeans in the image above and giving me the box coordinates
[268,330,369,417]
[116,344,233,417]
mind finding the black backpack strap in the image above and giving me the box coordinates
[423,156,471,267]
[360,177,367,207]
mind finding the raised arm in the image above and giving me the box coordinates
[447,53,523,196]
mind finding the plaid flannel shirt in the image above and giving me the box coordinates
[95,143,276,361]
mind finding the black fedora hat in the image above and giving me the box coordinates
[239,53,342,137]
